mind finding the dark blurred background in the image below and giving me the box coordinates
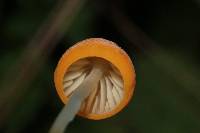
[0,0,200,132]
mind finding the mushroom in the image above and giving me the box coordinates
[50,38,136,133]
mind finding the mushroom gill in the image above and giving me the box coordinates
[63,57,124,114]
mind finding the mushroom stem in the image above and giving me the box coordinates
[49,60,106,133]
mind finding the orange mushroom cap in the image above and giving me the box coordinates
[54,38,136,120]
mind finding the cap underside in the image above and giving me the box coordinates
[62,57,124,115]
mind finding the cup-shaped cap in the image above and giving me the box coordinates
[54,38,136,120]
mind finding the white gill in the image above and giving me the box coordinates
[63,58,124,114]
